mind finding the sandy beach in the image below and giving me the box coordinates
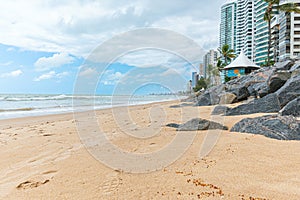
[1,100,300,199]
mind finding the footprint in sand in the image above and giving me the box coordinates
[101,172,122,195]
[16,179,49,190]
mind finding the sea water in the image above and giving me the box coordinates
[0,94,182,120]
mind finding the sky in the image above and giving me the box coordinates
[0,0,226,95]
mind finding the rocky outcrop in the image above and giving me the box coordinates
[211,106,229,115]
[275,75,300,107]
[224,93,281,116]
[231,115,300,140]
[219,93,237,104]
[290,61,300,72]
[167,118,228,131]
[195,92,212,106]
[267,71,291,93]
[227,86,250,102]
[274,59,294,71]
[279,97,300,117]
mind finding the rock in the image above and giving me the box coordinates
[195,92,212,106]
[257,82,270,98]
[219,93,237,104]
[224,93,281,116]
[292,69,300,77]
[279,97,300,117]
[211,106,229,115]
[276,75,300,107]
[166,123,180,128]
[274,59,294,71]
[290,61,300,72]
[176,118,228,131]
[230,115,300,140]
[228,86,250,102]
[268,71,291,93]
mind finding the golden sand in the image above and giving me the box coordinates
[0,101,299,199]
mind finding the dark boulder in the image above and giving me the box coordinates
[195,92,212,106]
[275,75,300,107]
[231,115,300,140]
[211,106,229,115]
[195,85,226,106]
[228,86,250,102]
[279,97,300,117]
[166,123,180,128]
[176,118,228,131]
[274,59,294,71]
[268,71,291,93]
[224,93,281,116]
[257,82,270,98]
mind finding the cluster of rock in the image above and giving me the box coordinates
[184,59,300,140]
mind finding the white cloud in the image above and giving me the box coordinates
[0,0,224,59]
[0,69,23,78]
[78,67,97,77]
[34,71,69,81]
[34,52,75,71]
[100,70,124,85]
[0,61,13,66]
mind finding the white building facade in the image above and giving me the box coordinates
[220,1,237,52]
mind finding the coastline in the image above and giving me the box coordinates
[1,100,300,199]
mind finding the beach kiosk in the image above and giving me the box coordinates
[224,52,260,78]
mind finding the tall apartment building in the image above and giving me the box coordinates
[219,0,272,65]
[236,0,256,61]
[203,50,219,78]
[278,0,300,61]
[220,1,237,52]
[254,0,269,65]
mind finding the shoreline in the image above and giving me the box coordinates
[0,99,181,124]
[1,100,300,199]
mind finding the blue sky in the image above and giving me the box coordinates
[0,0,226,95]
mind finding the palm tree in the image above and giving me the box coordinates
[218,44,236,65]
[264,0,300,66]
[216,59,226,72]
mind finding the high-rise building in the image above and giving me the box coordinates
[191,72,199,88]
[220,1,237,52]
[219,0,283,66]
[254,0,269,65]
[203,50,219,78]
[278,1,300,61]
[236,0,256,61]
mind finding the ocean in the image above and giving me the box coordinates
[0,94,182,120]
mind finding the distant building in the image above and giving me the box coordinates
[220,1,237,52]
[187,80,192,93]
[271,15,280,63]
[220,0,300,66]
[236,0,256,61]
[199,63,204,77]
[191,72,199,88]
[254,0,269,65]
[278,1,300,61]
[203,50,219,78]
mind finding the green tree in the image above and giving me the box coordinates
[206,64,221,87]
[217,44,236,65]
[193,77,207,92]
[216,59,226,72]
[264,0,300,66]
